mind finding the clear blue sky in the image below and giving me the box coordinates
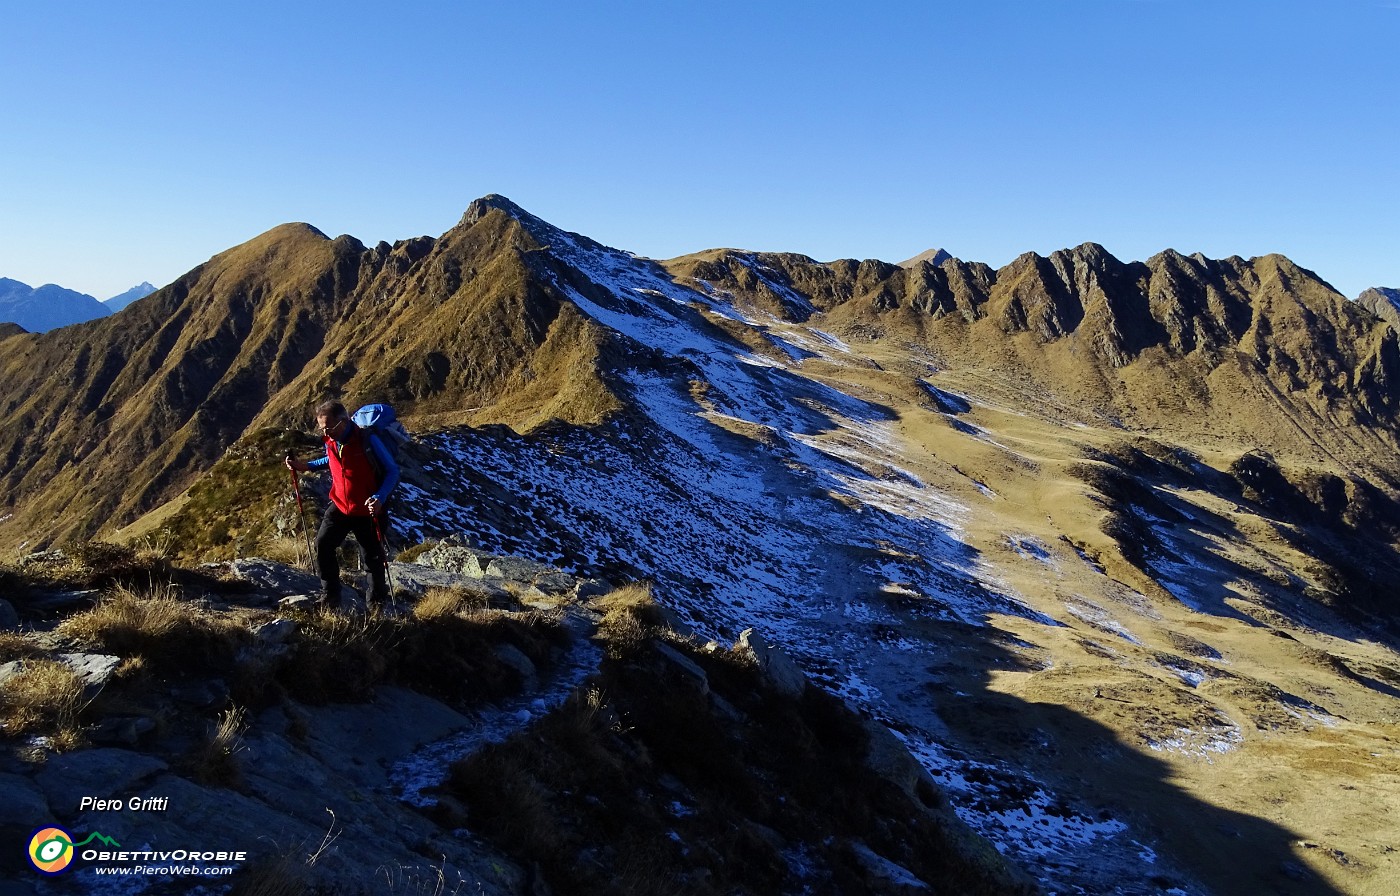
[2,1,1396,300]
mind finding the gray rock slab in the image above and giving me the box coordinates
[0,653,120,699]
[574,578,613,601]
[298,687,472,782]
[254,618,297,645]
[534,572,579,595]
[89,716,157,746]
[208,558,322,597]
[0,772,51,830]
[21,588,98,614]
[737,628,807,697]
[57,652,122,695]
[279,594,317,611]
[654,642,709,693]
[493,644,538,682]
[485,555,557,582]
[34,748,168,818]
[388,561,510,601]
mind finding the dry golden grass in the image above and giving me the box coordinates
[410,586,485,621]
[258,535,310,568]
[394,541,439,563]
[57,580,250,673]
[0,631,42,662]
[191,706,248,786]
[591,582,663,653]
[0,658,87,748]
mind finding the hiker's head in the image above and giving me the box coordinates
[315,400,349,438]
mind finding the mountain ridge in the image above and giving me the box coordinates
[1357,285,1400,331]
[3,197,1398,547]
[103,280,158,311]
[0,277,111,332]
[4,195,1400,893]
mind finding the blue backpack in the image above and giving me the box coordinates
[352,404,410,471]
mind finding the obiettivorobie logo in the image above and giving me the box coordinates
[26,827,120,875]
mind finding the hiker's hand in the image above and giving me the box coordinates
[285,456,309,472]
[365,496,381,515]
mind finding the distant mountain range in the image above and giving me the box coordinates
[0,278,157,332]
[104,280,157,312]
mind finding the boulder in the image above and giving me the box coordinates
[860,718,940,797]
[1,653,120,700]
[573,578,613,601]
[0,598,18,631]
[279,594,317,611]
[254,618,297,645]
[388,562,510,603]
[493,644,538,683]
[485,556,556,582]
[21,588,98,614]
[847,840,931,891]
[414,544,496,578]
[736,629,806,697]
[33,748,168,818]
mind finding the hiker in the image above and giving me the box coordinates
[285,400,400,608]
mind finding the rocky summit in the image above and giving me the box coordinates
[1,196,1399,895]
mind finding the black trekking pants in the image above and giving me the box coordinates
[315,506,390,606]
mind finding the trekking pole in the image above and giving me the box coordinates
[288,464,315,573]
[371,511,396,610]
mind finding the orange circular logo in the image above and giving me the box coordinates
[27,827,75,874]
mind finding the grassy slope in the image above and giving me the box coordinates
[790,334,1400,895]
[0,207,626,552]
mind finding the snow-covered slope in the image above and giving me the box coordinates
[388,225,1237,893]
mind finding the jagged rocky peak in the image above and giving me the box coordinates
[1358,287,1400,330]
[460,193,533,227]
[897,247,953,269]
[454,194,621,264]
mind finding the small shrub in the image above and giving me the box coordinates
[278,611,391,704]
[259,536,310,568]
[0,632,43,662]
[593,582,668,655]
[57,582,249,674]
[395,541,439,563]
[0,658,87,748]
[191,706,248,786]
[411,587,471,621]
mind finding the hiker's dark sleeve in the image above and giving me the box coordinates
[367,434,399,503]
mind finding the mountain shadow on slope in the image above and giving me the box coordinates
[931,627,1347,896]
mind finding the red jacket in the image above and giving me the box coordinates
[323,426,379,516]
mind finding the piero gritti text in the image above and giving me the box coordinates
[78,796,170,812]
